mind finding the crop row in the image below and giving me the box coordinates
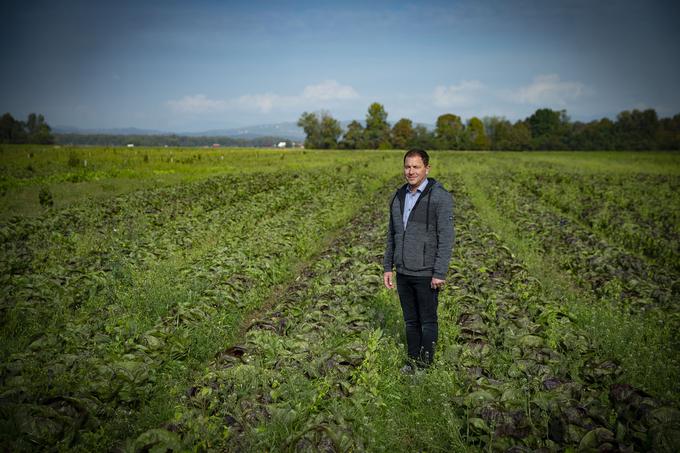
[127,194,391,451]
[0,165,393,450]
[2,169,359,345]
[437,175,679,451]
[505,161,680,273]
[473,167,680,318]
[126,174,679,451]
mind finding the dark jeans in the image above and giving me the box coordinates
[396,273,439,365]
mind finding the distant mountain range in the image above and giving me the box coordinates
[54,120,436,142]
[54,122,308,141]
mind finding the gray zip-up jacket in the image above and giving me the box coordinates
[383,178,454,279]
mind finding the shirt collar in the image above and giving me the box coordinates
[409,178,429,195]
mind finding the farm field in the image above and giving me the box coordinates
[1,146,679,451]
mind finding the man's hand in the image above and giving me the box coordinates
[384,271,395,289]
[431,277,445,290]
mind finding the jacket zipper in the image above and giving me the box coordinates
[398,182,435,272]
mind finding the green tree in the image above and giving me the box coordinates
[657,114,680,150]
[297,111,341,149]
[411,124,435,149]
[568,118,616,150]
[483,116,517,150]
[526,108,570,149]
[297,111,321,149]
[509,121,532,150]
[364,102,391,149]
[615,109,659,150]
[485,117,531,150]
[319,113,342,149]
[391,118,414,149]
[339,120,364,149]
[435,113,464,149]
[483,116,508,150]
[0,113,27,143]
[26,113,54,144]
[465,117,490,150]
[0,112,55,144]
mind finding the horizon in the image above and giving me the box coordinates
[49,107,673,138]
[3,0,679,132]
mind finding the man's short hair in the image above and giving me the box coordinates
[404,149,430,166]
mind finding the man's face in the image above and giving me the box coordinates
[404,155,429,188]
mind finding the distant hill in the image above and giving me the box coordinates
[54,123,307,141]
[179,121,434,140]
[54,120,437,143]
[187,122,306,140]
[54,126,170,136]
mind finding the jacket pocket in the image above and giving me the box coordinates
[403,235,428,270]
[422,234,437,268]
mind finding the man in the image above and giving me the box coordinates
[383,149,454,370]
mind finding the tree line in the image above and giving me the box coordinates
[5,107,680,150]
[298,103,680,150]
[0,113,55,144]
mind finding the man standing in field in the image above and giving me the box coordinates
[383,149,454,371]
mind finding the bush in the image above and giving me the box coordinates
[38,186,53,207]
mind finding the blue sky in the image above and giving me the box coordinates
[2,0,679,132]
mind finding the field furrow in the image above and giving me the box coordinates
[0,163,397,450]
[474,167,679,316]
[126,172,680,452]
[1,149,678,452]
[512,160,680,272]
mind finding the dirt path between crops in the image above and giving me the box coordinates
[234,178,398,340]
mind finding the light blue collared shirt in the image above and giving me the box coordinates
[403,178,428,229]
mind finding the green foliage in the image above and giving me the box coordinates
[38,186,53,207]
[390,118,414,150]
[465,117,490,150]
[483,116,532,150]
[0,112,54,144]
[658,114,680,150]
[0,150,399,451]
[297,111,342,149]
[569,118,616,150]
[364,102,391,149]
[435,113,465,149]
[298,105,679,150]
[527,108,571,150]
[0,113,27,143]
[410,124,436,149]
[339,120,364,149]
[452,153,680,402]
[1,149,679,452]
[320,113,343,149]
[615,109,660,150]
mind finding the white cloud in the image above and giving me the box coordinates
[167,94,228,113]
[508,74,585,105]
[302,80,359,101]
[433,80,484,108]
[167,80,359,115]
[234,93,282,113]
